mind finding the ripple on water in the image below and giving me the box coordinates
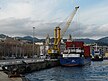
[25,60,108,81]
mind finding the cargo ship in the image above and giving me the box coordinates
[60,40,91,66]
[91,44,103,61]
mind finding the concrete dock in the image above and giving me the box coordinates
[0,58,59,81]
[0,71,22,81]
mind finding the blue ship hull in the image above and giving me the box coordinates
[60,57,91,66]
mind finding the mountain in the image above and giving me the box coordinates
[18,36,39,42]
[0,34,108,46]
[36,37,108,46]
[50,38,96,44]
[15,36,108,46]
[63,37,108,46]
[96,37,108,46]
[74,38,96,44]
[0,34,8,38]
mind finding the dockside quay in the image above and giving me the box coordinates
[0,58,60,81]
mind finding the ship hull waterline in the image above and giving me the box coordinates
[60,57,91,67]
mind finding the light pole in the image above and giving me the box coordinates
[33,27,35,58]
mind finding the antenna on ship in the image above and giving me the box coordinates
[67,34,73,42]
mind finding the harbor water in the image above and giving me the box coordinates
[25,60,108,81]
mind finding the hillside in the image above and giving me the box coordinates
[0,34,8,38]
[96,37,108,46]
[15,36,40,42]
[0,34,108,46]
[74,38,96,44]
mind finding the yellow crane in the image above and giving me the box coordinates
[48,6,79,58]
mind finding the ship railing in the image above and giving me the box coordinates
[63,54,80,58]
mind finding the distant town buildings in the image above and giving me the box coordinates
[0,37,40,59]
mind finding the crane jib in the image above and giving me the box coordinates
[56,6,79,45]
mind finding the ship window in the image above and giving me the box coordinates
[95,51,99,53]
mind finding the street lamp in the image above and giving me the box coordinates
[33,27,35,58]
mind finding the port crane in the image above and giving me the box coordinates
[48,6,79,58]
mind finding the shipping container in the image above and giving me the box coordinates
[66,41,84,49]
[84,46,90,57]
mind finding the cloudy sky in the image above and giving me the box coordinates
[0,0,108,39]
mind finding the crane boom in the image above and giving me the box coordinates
[47,6,79,58]
[56,6,79,45]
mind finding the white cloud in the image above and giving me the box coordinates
[0,2,32,19]
[79,4,108,25]
[98,24,108,32]
[0,0,108,39]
